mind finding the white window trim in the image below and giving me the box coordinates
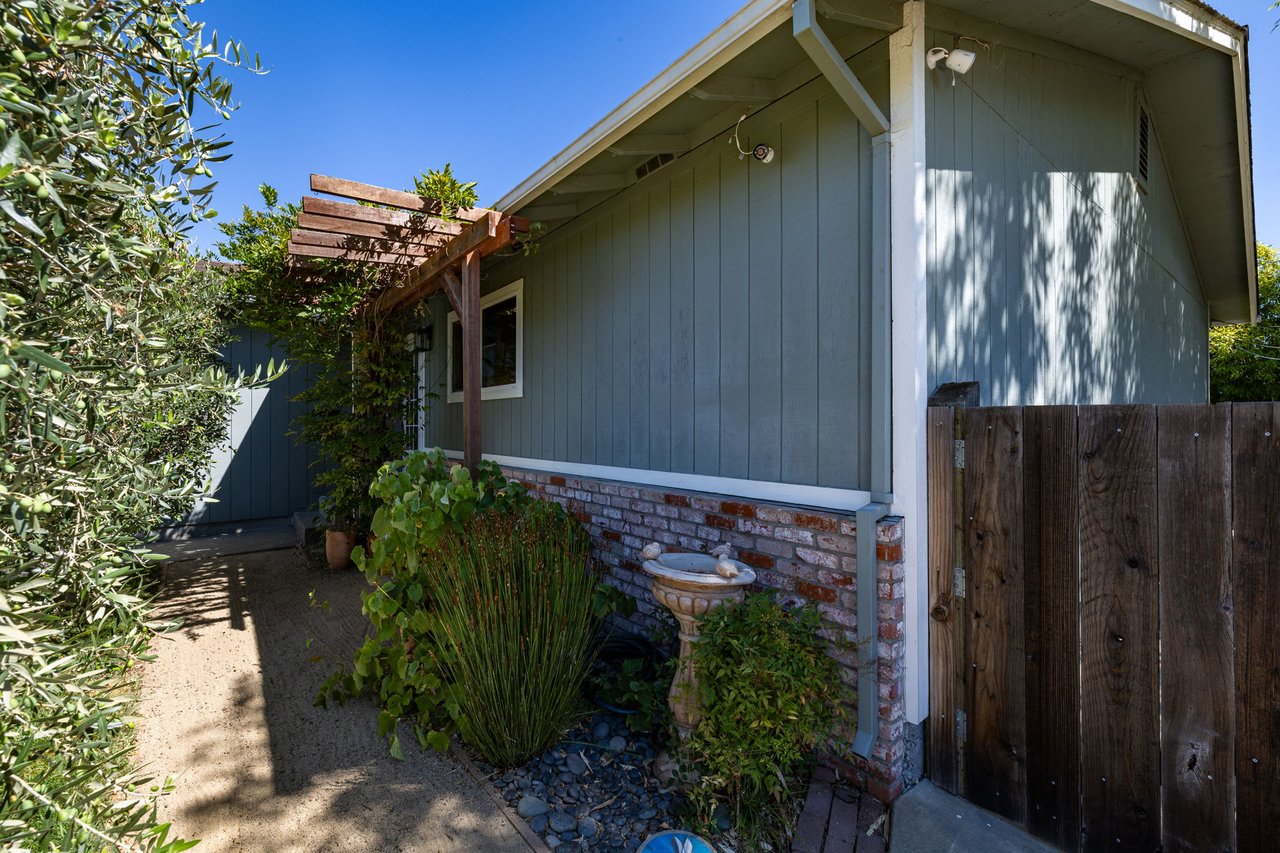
[446,278,524,404]
[438,450,872,512]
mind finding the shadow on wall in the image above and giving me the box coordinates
[186,327,324,527]
[143,550,518,852]
[926,42,1208,407]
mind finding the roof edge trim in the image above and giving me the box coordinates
[1087,0,1243,54]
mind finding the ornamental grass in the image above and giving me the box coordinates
[422,501,599,767]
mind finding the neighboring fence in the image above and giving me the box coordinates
[182,326,322,526]
[927,403,1279,853]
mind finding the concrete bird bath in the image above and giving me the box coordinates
[642,546,755,738]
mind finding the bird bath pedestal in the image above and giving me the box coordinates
[642,552,755,738]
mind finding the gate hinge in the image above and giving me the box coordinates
[953,439,965,469]
[955,709,967,745]
[953,565,966,599]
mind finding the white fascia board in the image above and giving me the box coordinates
[1087,0,1242,54]
[439,451,873,512]
[494,0,792,213]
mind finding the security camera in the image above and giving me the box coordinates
[752,143,775,164]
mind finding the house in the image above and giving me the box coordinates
[410,0,1255,799]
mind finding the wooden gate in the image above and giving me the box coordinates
[927,403,1280,852]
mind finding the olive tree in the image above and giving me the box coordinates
[0,2,259,849]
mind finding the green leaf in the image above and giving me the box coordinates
[14,343,72,373]
[0,198,44,236]
[389,734,405,761]
[426,730,449,753]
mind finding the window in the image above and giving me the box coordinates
[1135,96,1152,192]
[447,278,523,403]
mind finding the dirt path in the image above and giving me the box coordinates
[135,545,535,853]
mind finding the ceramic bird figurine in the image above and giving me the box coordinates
[641,541,663,561]
[711,543,739,578]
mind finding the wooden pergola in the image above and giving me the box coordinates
[287,174,529,473]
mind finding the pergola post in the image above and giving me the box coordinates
[461,249,482,474]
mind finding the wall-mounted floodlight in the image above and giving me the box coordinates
[926,47,977,84]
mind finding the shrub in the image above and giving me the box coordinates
[1209,243,1280,402]
[322,450,528,756]
[425,500,600,767]
[687,594,849,850]
[0,1,257,848]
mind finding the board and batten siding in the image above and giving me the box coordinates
[925,26,1209,407]
[422,75,882,492]
[184,326,322,525]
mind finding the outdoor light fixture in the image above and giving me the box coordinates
[926,47,977,84]
[730,113,776,164]
[414,324,434,354]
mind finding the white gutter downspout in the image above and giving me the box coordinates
[793,0,893,760]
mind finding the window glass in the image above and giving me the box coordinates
[450,291,520,397]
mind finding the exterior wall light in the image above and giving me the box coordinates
[926,47,977,84]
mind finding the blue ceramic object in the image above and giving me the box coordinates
[638,829,718,853]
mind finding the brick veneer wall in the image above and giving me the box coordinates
[504,466,909,802]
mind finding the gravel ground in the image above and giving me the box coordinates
[134,546,535,853]
[476,712,695,851]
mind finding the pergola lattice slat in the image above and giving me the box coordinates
[301,196,467,235]
[290,228,446,256]
[287,174,528,474]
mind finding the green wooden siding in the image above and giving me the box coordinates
[925,26,1209,406]
[423,76,877,491]
[185,326,323,525]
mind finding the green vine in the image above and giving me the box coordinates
[217,170,480,533]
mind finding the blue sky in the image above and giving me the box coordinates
[191,0,1277,253]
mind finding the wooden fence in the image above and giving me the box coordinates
[927,403,1279,852]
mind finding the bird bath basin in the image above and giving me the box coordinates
[643,549,755,737]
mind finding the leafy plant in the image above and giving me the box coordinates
[591,655,673,734]
[318,450,528,756]
[0,0,260,848]
[686,594,850,851]
[424,500,601,767]
[1210,243,1280,402]
[218,166,483,535]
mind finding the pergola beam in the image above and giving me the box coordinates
[290,229,439,258]
[301,197,465,235]
[370,212,503,314]
[296,212,453,247]
[311,174,487,221]
[461,250,482,473]
[286,241,419,266]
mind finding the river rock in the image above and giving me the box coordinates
[516,795,548,819]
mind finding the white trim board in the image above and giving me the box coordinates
[445,278,524,404]
[889,0,930,726]
[439,451,873,512]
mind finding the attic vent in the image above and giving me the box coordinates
[1136,101,1151,190]
[635,152,675,181]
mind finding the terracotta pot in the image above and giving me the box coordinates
[325,529,357,570]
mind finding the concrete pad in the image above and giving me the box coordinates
[135,547,535,852]
[149,524,297,562]
[889,781,1056,853]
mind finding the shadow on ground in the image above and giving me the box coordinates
[135,547,532,853]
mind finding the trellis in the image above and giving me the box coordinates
[286,174,529,472]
